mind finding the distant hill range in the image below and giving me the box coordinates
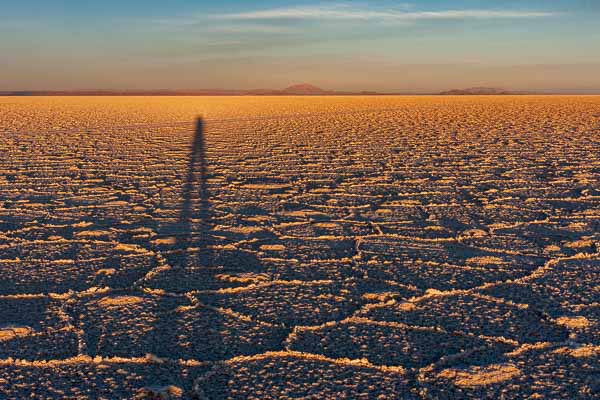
[281,83,328,95]
[0,84,385,97]
[0,85,545,96]
[438,87,528,95]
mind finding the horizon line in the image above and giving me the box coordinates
[3,90,600,96]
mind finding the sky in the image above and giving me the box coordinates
[2,1,600,92]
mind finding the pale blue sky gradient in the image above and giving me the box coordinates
[2,1,599,92]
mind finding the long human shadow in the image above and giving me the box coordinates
[176,117,262,279]
[157,117,285,398]
[177,117,212,263]
[171,115,262,273]
[172,118,229,369]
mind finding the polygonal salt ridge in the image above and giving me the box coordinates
[286,317,516,369]
[213,200,275,219]
[170,303,290,362]
[280,194,380,214]
[193,351,418,400]
[482,220,598,254]
[357,236,544,270]
[0,355,209,400]
[0,240,158,295]
[560,236,599,257]
[358,291,569,343]
[0,222,71,242]
[418,342,600,400]
[0,294,78,360]
[63,289,188,355]
[0,239,150,260]
[65,289,289,361]
[374,221,457,240]
[357,236,455,262]
[5,221,154,242]
[258,259,422,298]
[477,200,552,226]
[409,204,489,231]
[533,197,599,215]
[269,219,377,238]
[261,235,358,261]
[140,263,250,293]
[135,384,185,400]
[194,279,397,327]
[355,256,536,292]
[165,243,264,267]
[142,246,267,292]
[0,294,73,330]
[558,304,600,344]
[478,255,600,315]
[378,191,462,206]
[459,230,550,257]
[210,224,278,242]
[256,257,360,282]
[0,205,50,233]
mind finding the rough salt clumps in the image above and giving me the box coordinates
[437,363,521,388]
[196,280,364,326]
[0,357,209,399]
[273,220,376,238]
[143,246,267,291]
[67,291,289,361]
[0,325,33,341]
[419,343,600,399]
[358,257,534,292]
[359,292,569,343]
[357,237,544,277]
[273,236,357,261]
[134,385,184,399]
[0,241,158,295]
[259,258,359,282]
[193,351,417,399]
[0,296,78,360]
[479,257,600,316]
[555,304,600,344]
[287,317,515,369]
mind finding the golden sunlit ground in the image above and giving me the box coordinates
[0,96,598,399]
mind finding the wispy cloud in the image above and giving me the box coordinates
[209,24,297,34]
[133,4,560,37]
[214,4,559,21]
[137,17,297,35]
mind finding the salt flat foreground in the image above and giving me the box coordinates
[0,96,598,399]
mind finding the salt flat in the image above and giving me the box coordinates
[0,96,598,399]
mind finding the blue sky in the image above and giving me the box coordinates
[2,1,599,91]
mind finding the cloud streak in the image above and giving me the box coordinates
[214,5,559,21]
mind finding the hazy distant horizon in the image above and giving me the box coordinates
[2,83,600,95]
[3,63,600,94]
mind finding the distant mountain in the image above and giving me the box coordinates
[0,85,588,97]
[0,83,383,96]
[281,83,329,95]
[438,87,524,95]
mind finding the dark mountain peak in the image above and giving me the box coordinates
[282,83,327,95]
